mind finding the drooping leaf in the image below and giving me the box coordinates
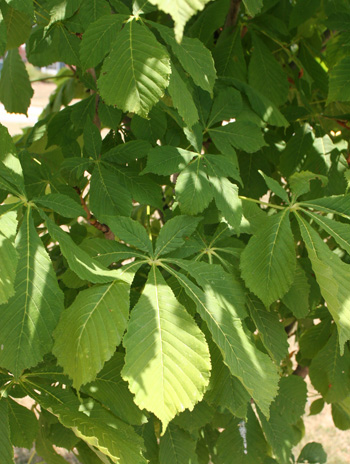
[328,56,350,103]
[247,294,289,364]
[309,331,350,403]
[207,88,242,128]
[0,48,33,115]
[249,33,288,107]
[161,263,279,417]
[0,208,64,377]
[240,210,296,307]
[258,170,289,203]
[3,6,31,49]
[281,262,310,318]
[279,124,314,177]
[154,23,216,95]
[122,266,211,431]
[53,277,132,390]
[84,118,102,160]
[167,63,199,128]
[98,21,171,117]
[332,397,350,431]
[296,213,350,351]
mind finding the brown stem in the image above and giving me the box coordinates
[74,187,114,240]
[224,0,242,29]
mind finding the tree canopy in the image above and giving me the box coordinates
[0,0,349,463]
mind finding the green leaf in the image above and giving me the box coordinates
[300,194,350,220]
[106,216,153,255]
[280,124,314,177]
[148,0,212,42]
[216,407,268,464]
[80,14,127,69]
[0,124,25,196]
[296,213,350,351]
[3,6,31,49]
[209,120,266,153]
[309,331,350,403]
[0,48,33,115]
[0,11,7,57]
[0,234,17,305]
[332,397,350,430]
[0,208,64,378]
[98,100,122,130]
[81,352,147,426]
[0,400,14,464]
[122,266,210,431]
[81,238,147,266]
[213,27,246,80]
[303,210,350,256]
[328,56,350,103]
[167,63,199,128]
[297,442,327,464]
[162,263,279,417]
[142,146,194,175]
[98,21,171,117]
[90,163,132,220]
[159,423,198,464]
[205,341,250,419]
[289,171,328,199]
[155,24,216,95]
[258,170,289,203]
[3,0,33,16]
[8,399,38,449]
[281,262,310,318]
[84,118,102,160]
[70,96,96,129]
[258,376,307,464]
[34,193,86,218]
[25,384,148,464]
[43,214,135,284]
[243,0,263,16]
[247,295,289,364]
[248,34,288,107]
[240,210,296,307]
[175,158,214,214]
[78,0,110,27]
[207,88,242,128]
[231,78,289,127]
[155,215,201,257]
[53,278,132,390]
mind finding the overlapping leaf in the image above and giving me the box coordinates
[122,266,211,431]
[0,208,64,377]
[98,20,171,117]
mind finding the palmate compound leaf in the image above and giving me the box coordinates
[23,384,147,464]
[296,213,350,352]
[0,400,14,464]
[0,208,64,378]
[121,265,211,432]
[161,262,279,417]
[98,20,171,117]
[240,209,296,307]
[148,0,212,42]
[53,264,139,391]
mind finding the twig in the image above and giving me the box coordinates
[224,0,242,29]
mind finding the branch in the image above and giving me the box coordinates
[224,0,242,29]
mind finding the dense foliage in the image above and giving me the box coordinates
[0,0,350,462]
